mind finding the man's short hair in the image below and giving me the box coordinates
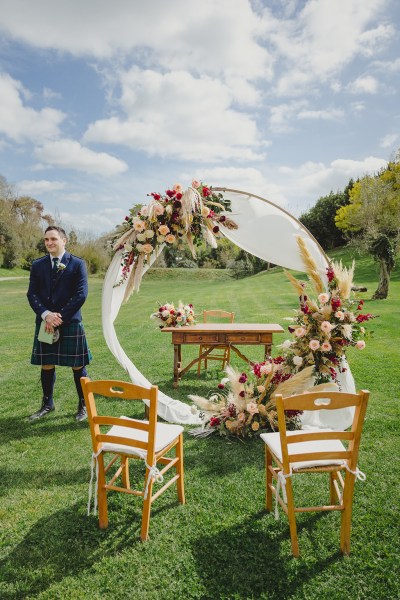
[45,225,67,240]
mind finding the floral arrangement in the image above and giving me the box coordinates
[189,363,315,438]
[282,237,376,385]
[189,236,376,439]
[150,301,195,328]
[57,263,66,272]
[111,180,237,301]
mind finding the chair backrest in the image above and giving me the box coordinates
[81,378,158,460]
[275,390,369,473]
[203,309,234,323]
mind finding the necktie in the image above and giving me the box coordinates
[52,257,59,272]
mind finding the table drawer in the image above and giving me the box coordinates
[226,333,261,343]
[183,333,220,344]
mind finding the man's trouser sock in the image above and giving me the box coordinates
[73,366,88,401]
[41,368,56,406]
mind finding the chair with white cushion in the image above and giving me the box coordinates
[261,389,369,557]
[81,378,185,541]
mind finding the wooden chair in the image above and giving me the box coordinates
[197,309,235,375]
[81,378,185,541]
[261,389,369,557]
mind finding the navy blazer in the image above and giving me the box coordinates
[27,252,89,325]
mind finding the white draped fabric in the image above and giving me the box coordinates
[101,187,356,429]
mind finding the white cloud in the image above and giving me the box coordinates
[0,0,271,79]
[17,179,66,195]
[84,68,264,162]
[278,155,388,200]
[34,139,128,175]
[0,72,65,142]
[347,75,379,94]
[298,108,344,120]
[379,133,399,149]
[269,100,308,132]
[262,0,392,96]
[60,207,126,234]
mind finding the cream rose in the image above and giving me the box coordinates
[158,225,170,236]
[309,340,320,351]
[165,234,176,244]
[133,220,146,232]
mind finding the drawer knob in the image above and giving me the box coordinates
[199,336,202,340]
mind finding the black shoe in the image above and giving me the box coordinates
[29,400,55,421]
[75,399,87,422]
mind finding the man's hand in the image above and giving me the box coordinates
[44,312,63,332]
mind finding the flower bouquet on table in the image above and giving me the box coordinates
[110,180,238,301]
[282,237,376,385]
[150,301,196,329]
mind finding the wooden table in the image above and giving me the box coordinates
[161,323,284,387]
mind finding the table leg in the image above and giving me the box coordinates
[173,344,181,388]
[265,344,271,359]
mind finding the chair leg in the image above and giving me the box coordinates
[121,456,130,489]
[140,470,153,541]
[329,471,337,504]
[265,447,273,512]
[340,474,356,554]
[176,434,186,504]
[285,478,300,557]
[97,455,109,529]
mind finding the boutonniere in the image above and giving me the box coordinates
[57,263,66,273]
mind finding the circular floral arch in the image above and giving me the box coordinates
[102,184,356,427]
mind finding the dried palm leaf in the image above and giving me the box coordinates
[188,394,225,413]
[274,365,315,398]
[284,270,306,296]
[332,259,355,299]
[296,236,324,293]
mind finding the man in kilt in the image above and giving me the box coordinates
[27,226,92,422]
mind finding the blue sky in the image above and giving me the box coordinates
[0,0,399,235]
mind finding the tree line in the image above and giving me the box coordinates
[1,154,399,298]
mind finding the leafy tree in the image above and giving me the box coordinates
[335,158,400,299]
[299,181,353,249]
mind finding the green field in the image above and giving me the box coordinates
[0,252,399,599]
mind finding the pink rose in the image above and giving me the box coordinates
[246,402,259,415]
[309,340,320,351]
[173,183,183,192]
[192,179,201,188]
[321,341,332,352]
[356,340,366,350]
[165,234,176,244]
[294,327,307,337]
[320,321,333,333]
[153,203,165,216]
[318,293,330,304]
[133,220,146,232]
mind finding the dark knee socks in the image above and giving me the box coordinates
[41,368,56,406]
[73,366,88,400]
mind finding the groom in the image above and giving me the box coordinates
[27,226,92,421]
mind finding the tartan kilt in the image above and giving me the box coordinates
[31,321,92,367]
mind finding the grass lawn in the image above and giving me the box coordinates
[0,252,399,599]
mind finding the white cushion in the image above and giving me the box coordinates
[260,430,345,470]
[101,416,184,459]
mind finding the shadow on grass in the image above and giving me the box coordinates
[0,466,89,495]
[191,511,342,600]
[0,415,88,445]
[0,499,147,598]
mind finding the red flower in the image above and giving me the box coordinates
[202,187,211,197]
[326,266,335,282]
[166,189,175,198]
[173,200,182,209]
[331,297,341,310]
[239,390,245,398]
[175,192,182,200]
[210,417,221,427]
[152,193,161,201]
[218,215,226,222]
[218,383,225,389]
[238,373,247,383]
[213,225,220,234]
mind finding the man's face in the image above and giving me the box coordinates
[44,230,67,257]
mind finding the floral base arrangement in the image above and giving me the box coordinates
[151,301,195,328]
[189,236,376,439]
